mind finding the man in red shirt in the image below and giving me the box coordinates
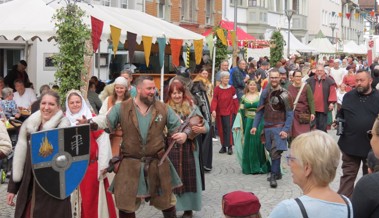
[306,64,337,132]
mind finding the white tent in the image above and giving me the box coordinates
[0,0,204,43]
[308,38,336,54]
[342,40,366,55]
[264,29,316,54]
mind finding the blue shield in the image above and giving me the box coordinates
[30,125,90,200]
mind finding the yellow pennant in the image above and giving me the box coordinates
[355,13,359,19]
[216,28,227,46]
[194,39,203,65]
[231,30,236,47]
[110,25,121,57]
[142,36,153,67]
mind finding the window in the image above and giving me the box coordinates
[181,0,197,23]
[158,0,165,18]
[205,0,213,25]
[292,0,298,12]
[103,0,110,7]
[276,0,282,12]
[121,0,128,9]
[248,0,257,7]
[230,0,244,6]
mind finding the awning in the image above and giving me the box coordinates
[0,0,204,44]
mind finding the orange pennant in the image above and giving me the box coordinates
[142,36,152,67]
[216,28,227,46]
[338,13,342,17]
[170,39,183,67]
[110,25,121,57]
[371,10,375,17]
[194,39,203,65]
[354,12,359,19]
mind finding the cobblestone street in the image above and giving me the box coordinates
[0,130,361,218]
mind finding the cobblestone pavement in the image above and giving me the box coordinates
[0,130,362,218]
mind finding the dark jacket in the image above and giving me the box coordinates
[4,65,31,91]
[337,89,379,157]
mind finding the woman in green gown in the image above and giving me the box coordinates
[239,80,270,174]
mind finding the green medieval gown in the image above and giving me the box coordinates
[239,95,270,174]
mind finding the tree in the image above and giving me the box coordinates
[269,31,284,67]
[53,3,91,103]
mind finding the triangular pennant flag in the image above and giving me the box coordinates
[346,13,351,20]
[206,34,214,59]
[157,37,166,69]
[230,30,236,47]
[371,10,375,17]
[332,11,336,17]
[362,13,367,19]
[110,25,121,57]
[170,39,183,67]
[338,12,343,17]
[91,16,103,53]
[216,28,227,46]
[194,39,203,65]
[142,36,153,67]
[127,32,137,63]
[354,12,359,19]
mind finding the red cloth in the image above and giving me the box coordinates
[79,130,117,218]
[222,191,261,216]
[342,74,356,92]
[314,81,325,113]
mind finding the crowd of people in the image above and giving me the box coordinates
[0,55,378,218]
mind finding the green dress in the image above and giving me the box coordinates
[240,95,270,174]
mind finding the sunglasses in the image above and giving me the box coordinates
[367,130,376,140]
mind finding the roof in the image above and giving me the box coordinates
[0,0,204,44]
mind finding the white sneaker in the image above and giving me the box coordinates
[212,138,218,142]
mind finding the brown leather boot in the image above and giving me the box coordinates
[182,210,193,218]
[119,210,136,218]
[162,206,177,218]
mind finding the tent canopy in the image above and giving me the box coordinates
[264,29,316,54]
[308,38,336,54]
[0,0,204,44]
[342,40,367,55]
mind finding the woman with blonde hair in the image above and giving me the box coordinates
[270,130,352,218]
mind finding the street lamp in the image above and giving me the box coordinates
[357,31,361,45]
[285,9,296,58]
[330,22,337,44]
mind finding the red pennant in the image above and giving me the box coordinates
[371,10,375,17]
[90,16,104,53]
[346,13,351,20]
[170,39,183,67]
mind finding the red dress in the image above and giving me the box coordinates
[79,130,117,218]
[210,85,239,146]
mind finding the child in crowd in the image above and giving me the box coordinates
[222,191,262,218]
[336,83,347,112]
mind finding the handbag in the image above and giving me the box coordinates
[293,83,311,124]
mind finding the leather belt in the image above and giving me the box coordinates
[264,124,285,129]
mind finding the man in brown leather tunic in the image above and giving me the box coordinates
[96,76,187,218]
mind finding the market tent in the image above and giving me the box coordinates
[264,29,317,54]
[342,40,366,55]
[308,38,336,54]
[0,0,204,43]
[202,20,268,48]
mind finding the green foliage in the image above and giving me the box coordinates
[53,3,90,104]
[214,27,229,72]
[270,31,284,66]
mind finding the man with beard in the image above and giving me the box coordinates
[88,76,187,218]
[336,70,379,198]
[250,70,294,188]
[307,64,337,132]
